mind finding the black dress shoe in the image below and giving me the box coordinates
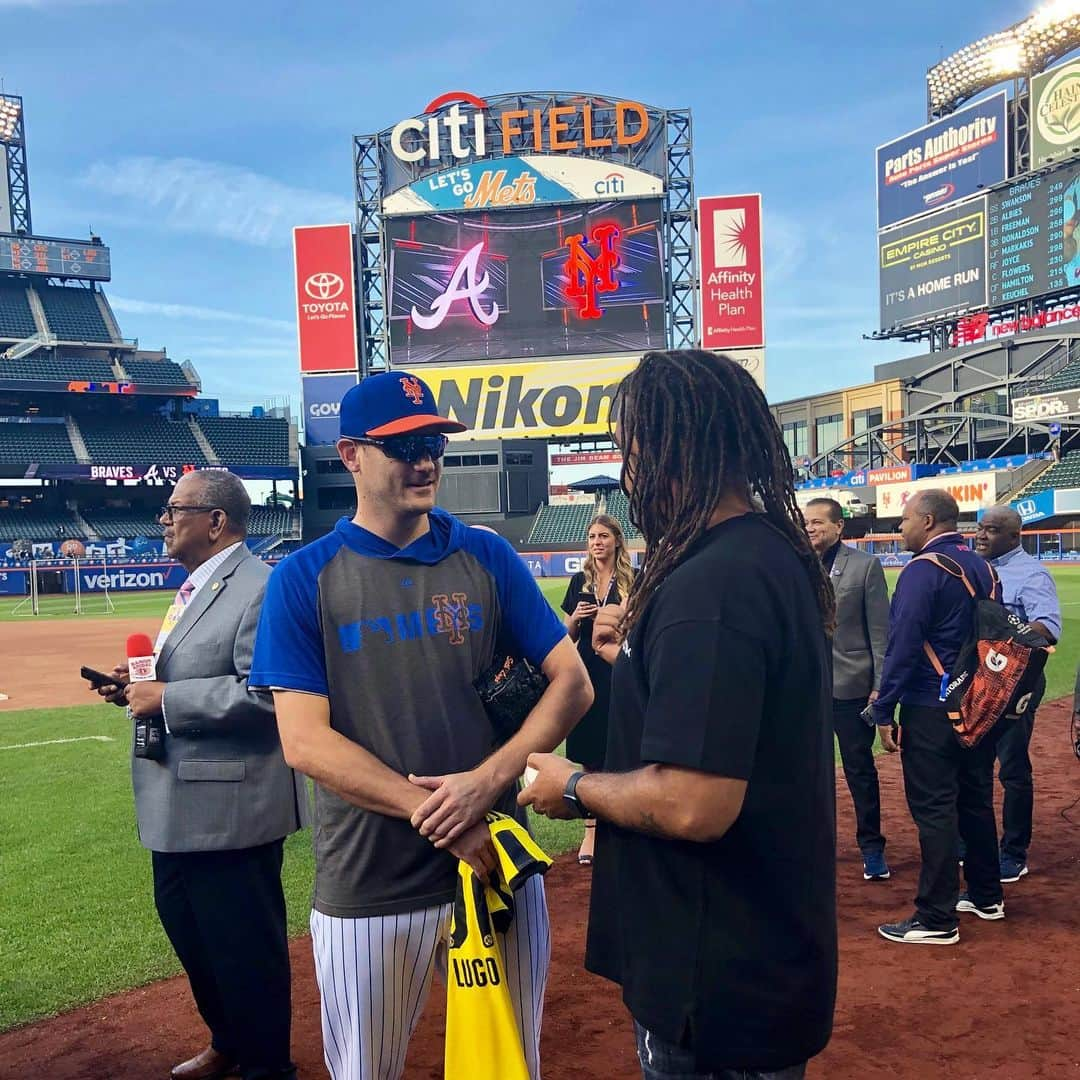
[171,1046,238,1080]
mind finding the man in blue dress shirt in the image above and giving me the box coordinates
[974,507,1062,884]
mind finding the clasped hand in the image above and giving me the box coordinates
[409,768,500,884]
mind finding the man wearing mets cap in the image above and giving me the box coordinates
[251,371,592,1080]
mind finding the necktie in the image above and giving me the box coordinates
[155,580,195,653]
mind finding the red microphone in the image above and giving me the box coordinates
[126,633,157,682]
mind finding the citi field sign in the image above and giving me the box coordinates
[390,91,651,165]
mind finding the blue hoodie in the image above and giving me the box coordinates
[249,507,565,918]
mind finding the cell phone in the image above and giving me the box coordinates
[579,592,597,605]
[80,665,115,689]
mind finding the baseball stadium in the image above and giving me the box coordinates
[3,2,1080,1078]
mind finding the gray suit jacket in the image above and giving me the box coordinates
[132,546,309,853]
[829,544,890,702]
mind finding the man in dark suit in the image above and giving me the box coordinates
[95,470,307,1080]
[804,498,892,881]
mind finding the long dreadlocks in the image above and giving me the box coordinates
[615,349,835,636]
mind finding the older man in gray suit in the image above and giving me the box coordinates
[804,497,892,882]
[95,470,306,1080]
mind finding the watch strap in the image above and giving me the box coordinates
[563,770,587,817]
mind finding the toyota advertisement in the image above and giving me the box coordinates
[293,223,359,374]
[876,92,1007,230]
[385,198,667,365]
[303,371,359,445]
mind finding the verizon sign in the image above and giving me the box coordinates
[293,224,359,374]
[699,195,765,350]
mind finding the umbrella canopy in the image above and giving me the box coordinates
[568,474,621,493]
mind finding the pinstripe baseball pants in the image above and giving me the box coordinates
[309,874,549,1080]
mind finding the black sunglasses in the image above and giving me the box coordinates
[158,504,221,523]
[353,434,448,464]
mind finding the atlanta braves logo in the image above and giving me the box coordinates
[432,592,471,645]
[401,376,425,405]
[564,224,620,319]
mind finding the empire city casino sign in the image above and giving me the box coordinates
[389,92,651,166]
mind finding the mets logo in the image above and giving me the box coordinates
[401,376,425,406]
[432,592,471,645]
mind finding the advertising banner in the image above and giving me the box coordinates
[1012,388,1080,422]
[723,347,766,391]
[302,372,359,446]
[550,450,622,466]
[867,465,912,485]
[876,92,1007,229]
[1031,59,1080,169]
[879,200,988,330]
[386,199,666,365]
[1010,490,1055,525]
[987,161,1080,309]
[698,195,765,350]
[382,156,663,215]
[875,472,998,516]
[423,354,641,440]
[293,224,359,374]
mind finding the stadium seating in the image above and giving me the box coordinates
[602,490,642,541]
[1029,358,1080,396]
[527,503,595,544]
[79,415,208,464]
[0,280,38,339]
[0,354,116,383]
[36,284,113,343]
[1019,450,1080,497]
[124,358,195,387]
[248,506,296,536]
[81,508,164,538]
[0,506,80,541]
[0,421,76,462]
[196,416,291,466]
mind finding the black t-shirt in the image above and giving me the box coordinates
[585,514,837,1071]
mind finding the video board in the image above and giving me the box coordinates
[878,200,988,330]
[386,198,666,365]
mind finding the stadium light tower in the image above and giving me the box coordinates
[1,92,31,234]
[927,0,1080,118]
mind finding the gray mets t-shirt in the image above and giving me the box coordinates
[251,509,566,917]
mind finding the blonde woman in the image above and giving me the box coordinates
[561,513,636,864]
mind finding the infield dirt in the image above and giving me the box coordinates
[1,694,1077,1077]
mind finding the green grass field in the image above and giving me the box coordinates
[2,568,1078,1031]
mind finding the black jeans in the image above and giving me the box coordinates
[996,676,1044,862]
[833,698,884,855]
[634,1023,806,1080]
[152,838,296,1080]
[899,704,1002,930]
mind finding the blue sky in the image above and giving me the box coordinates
[1,0,1030,412]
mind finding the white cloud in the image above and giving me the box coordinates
[108,295,294,332]
[81,157,353,247]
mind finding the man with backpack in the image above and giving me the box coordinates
[873,490,1006,945]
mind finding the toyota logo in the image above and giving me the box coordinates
[304,272,345,300]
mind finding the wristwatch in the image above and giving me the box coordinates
[563,770,587,818]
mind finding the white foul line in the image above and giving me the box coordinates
[0,735,115,751]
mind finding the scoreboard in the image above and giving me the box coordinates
[987,164,1080,308]
[0,235,111,280]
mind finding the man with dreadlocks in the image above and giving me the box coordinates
[521,350,837,1079]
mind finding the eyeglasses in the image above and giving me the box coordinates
[352,434,448,464]
[158,504,221,523]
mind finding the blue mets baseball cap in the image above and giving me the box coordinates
[338,372,466,438]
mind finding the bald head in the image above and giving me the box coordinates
[974,505,1022,560]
